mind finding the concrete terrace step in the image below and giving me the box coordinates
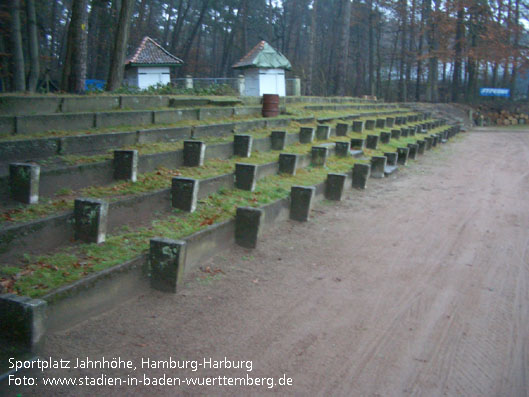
[0,141,362,264]
[0,105,269,136]
[0,94,380,117]
[0,115,309,168]
[0,95,246,117]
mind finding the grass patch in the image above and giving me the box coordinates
[2,153,362,298]
[0,113,422,225]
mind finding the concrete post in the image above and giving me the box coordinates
[380,132,391,144]
[9,163,40,204]
[316,125,331,140]
[396,147,409,165]
[365,119,376,130]
[424,137,433,150]
[391,129,401,140]
[432,135,438,147]
[325,173,347,201]
[417,140,426,155]
[370,156,387,178]
[279,154,299,175]
[336,123,349,137]
[74,198,108,243]
[293,77,301,96]
[299,127,315,144]
[407,143,418,160]
[235,163,258,191]
[113,150,138,182]
[236,207,263,248]
[352,163,370,189]
[183,140,206,166]
[384,152,398,167]
[290,186,315,222]
[238,74,245,96]
[352,121,365,133]
[311,147,328,167]
[185,75,193,90]
[335,141,351,157]
[365,134,379,150]
[0,294,47,352]
[172,177,199,212]
[271,130,287,150]
[350,138,365,150]
[233,134,253,158]
[149,238,186,293]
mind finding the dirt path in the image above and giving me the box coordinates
[6,128,529,396]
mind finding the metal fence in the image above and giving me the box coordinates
[285,79,296,96]
[172,77,300,96]
[172,77,239,92]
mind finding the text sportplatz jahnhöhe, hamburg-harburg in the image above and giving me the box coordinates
[9,357,254,373]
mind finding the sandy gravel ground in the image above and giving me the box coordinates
[4,128,529,396]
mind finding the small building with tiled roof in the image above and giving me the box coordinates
[233,41,291,97]
[124,36,183,89]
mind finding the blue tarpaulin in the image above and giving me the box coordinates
[479,88,510,97]
[85,79,106,91]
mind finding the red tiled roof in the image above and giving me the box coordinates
[126,36,183,66]
[233,41,267,68]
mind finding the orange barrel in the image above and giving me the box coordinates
[262,94,280,117]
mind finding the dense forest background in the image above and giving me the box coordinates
[1,0,529,101]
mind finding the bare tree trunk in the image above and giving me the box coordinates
[163,0,176,47]
[406,0,416,99]
[368,0,375,95]
[25,0,39,92]
[415,0,425,101]
[334,0,351,96]
[132,0,148,47]
[452,1,464,101]
[10,0,26,91]
[220,6,240,76]
[306,0,318,95]
[180,0,210,74]
[0,34,11,91]
[375,6,382,97]
[61,0,89,93]
[509,0,519,98]
[242,0,248,54]
[107,0,134,91]
[170,0,190,55]
[385,29,400,101]
[425,0,438,102]
[398,0,407,101]
[492,63,498,87]
[502,0,512,86]
[49,0,59,60]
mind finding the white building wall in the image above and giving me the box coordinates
[243,69,260,96]
[243,68,286,97]
[259,69,286,97]
[137,66,171,89]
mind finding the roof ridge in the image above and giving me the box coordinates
[232,40,291,70]
[127,36,183,65]
[128,36,150,64]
